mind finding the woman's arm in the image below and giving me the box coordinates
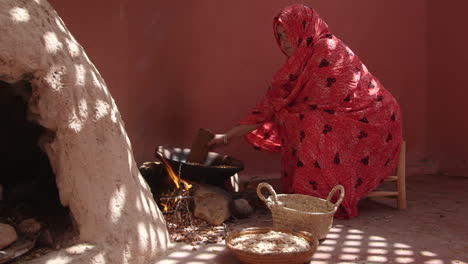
[208,123,262,149]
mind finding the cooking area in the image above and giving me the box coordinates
[0,1,467,264]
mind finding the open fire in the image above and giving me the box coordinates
[155,152,192,213]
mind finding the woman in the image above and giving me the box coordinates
[209,4,402,219]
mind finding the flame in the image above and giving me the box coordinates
[157,153,192,190]
[156,152,193,213]
[161,203,169,212]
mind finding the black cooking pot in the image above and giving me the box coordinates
[155,146,244,188]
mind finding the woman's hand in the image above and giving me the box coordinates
[207,124,261,150]
[207,134,229,149]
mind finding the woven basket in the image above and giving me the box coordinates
[257,183,345,240]
[226,227,318,264]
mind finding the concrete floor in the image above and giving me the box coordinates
[155,174,468,264]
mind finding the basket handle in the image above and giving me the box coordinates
[326,185,345,208]
[256,182,279,207]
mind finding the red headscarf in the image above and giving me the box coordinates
[240,4,362,151]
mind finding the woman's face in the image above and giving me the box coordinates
[277,24,294,57]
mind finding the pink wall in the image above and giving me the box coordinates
[427,0,468,176]
[49,0,428,175]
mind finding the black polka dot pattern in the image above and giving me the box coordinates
[384,159,390,166]
[297,160,304,167]
[334,153,341,164]
[359,117,369,123]
[310,181,318,190]
[319,59,330,68]
[358,131,368,139]
[323,124,333,134]
[289,74,298,81]
[300,131,306,142]
[361,156,369,165]
[252,111,261,114]
[344,95,351,102]
[386,133,393,143]
[309,104,318,110]
[314,160,321,168]
[324,109,335,115]
[326,77,337,87]
[355,178,363,188]
[307,37,313,46]
[299,113,305,120]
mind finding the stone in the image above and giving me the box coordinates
[36,229,54,248]
[0,1,170,263]
[18,218,42,235]
[232,198,254,218]
[0,223,18,249]
[193,184,232,226]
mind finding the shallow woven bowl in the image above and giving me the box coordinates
[225,227,319,264]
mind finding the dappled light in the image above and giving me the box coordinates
[345,46,355,56]
[45,256,72,264]
[368,85,380,95]
[65,244,96,255]
[45,65,66,91]
[55,17,66,33]
[151,217,464,264]
[90,69,103,88]
[68,109,84,132]
[91,253,106,263]
[352,71,361,84]
[109,185,127,223]
[110,102,119,123]
[1,1,171,263]
[10,7,30,22]
[154,244,227,264]
[67,98,88,132]
[66,38,81,57]
[94,99,111,120]
[75,64,86,86]
[78,98,89,119]
[6,1,466,264]
[361,64,369,73]
[44,31,63,54]
[326,38,337,50]
[303,224,466,264]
